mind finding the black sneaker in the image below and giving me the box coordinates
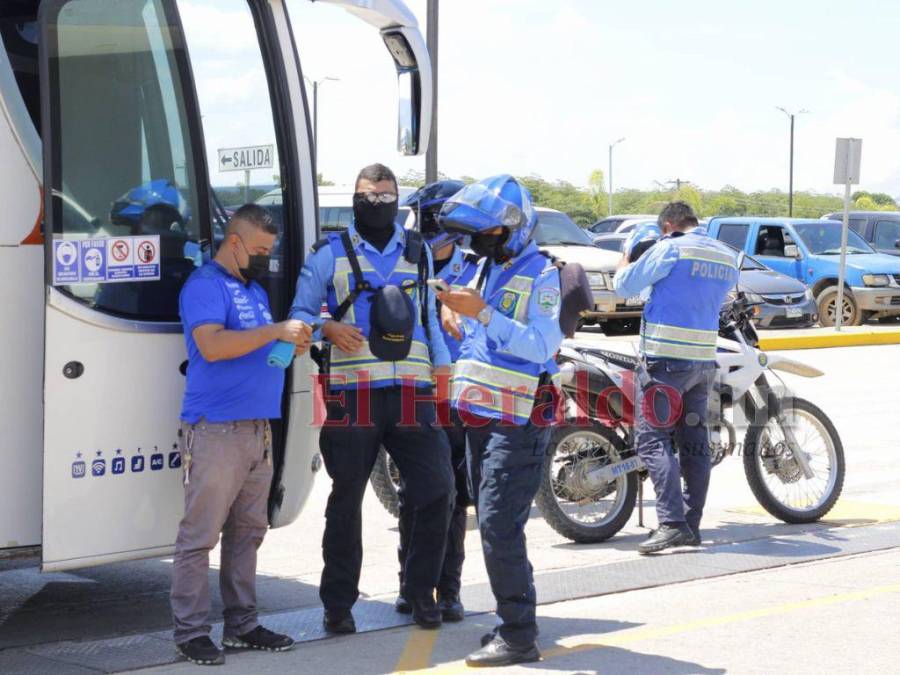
[222,625,294,652]
[176,636,225,666]
[638,524,690,554]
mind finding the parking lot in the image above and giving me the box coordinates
[1,336,898,674]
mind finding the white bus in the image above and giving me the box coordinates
[0,0,431,572]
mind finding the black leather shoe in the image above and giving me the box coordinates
[638,524,690,554]
[409,595,442,629]
[684,525,701,547]
[465,637,541,668]
[438,594,464,622]
[322,610,356,634]
[394,593,412,614]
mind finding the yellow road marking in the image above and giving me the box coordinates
[728,499,900,526]
[759,329,900,351]
[403,582,900,673]
[394,627,441,673]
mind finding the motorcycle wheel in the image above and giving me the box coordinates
[743,397,845,523]
[535,420,638,543]
[369,446,401,518]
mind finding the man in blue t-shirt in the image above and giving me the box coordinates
[171,204,311,666]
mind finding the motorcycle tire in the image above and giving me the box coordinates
[743,397,845,524]
[535,420,638,543]
[369,446,401,518]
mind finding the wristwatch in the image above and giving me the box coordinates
[476,305,494,326]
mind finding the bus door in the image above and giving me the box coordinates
[38,0,214,571]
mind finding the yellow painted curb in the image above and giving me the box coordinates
[759,329,900,351]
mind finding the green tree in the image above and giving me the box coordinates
[317,173,334,186]
[587,169,607,218]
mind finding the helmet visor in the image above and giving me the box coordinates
[440,183,533,235]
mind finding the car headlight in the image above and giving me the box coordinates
[803,288,814,302]
[744,291,765,304]
[862,274,890,287]
[588,272,606,288]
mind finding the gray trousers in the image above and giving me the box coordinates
[170,419,272,644]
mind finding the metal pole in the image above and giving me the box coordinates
[312,81,318,169]
[788,113,795,217]
[244,169,250,204]
[425,0,439,183]
[835,179,851,331]
[608,144,613,217]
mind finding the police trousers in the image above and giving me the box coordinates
[319,386,453,611]
[170,419,272,644]
[636,358,716,531]
[466,415,551,648]
[397,408,469,598]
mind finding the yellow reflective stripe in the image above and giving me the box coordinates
[679,246,738,268]
[451,375,536,402]
[453,359,539,390]
[451,380,534,420]
[642,337,716,360]
[331,340,430,365]
[642,322,717,346]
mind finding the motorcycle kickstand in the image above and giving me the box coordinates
[638,479,644,528]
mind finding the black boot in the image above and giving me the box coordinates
[394,591,412,614]
[408,595,442,629]
[638,523,691,554]
[322,609,356,634]
[465,636,541,668]
[437,592,464,622]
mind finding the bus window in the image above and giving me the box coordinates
[180,0,288,316]
[47,0,207,322]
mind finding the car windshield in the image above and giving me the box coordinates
[534,212,594,245]
[595,238,625,252]
[741,254,766,271]
[793,223,875,254]
[590,220,620,234]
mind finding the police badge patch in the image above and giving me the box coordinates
[537,287,560,315]
[498,290,519,317]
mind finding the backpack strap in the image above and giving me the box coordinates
[404,230,432,345]
[310,236,330,254]
[463,252,481,267]
[331,230,372,323]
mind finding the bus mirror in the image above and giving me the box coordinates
[382,28,432,156]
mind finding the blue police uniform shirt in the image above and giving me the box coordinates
[289,221,450,367]
[179,261,284,423]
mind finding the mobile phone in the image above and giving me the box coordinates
[427,278,451,293]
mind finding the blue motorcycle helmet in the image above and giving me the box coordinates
[623,221,661,261]
[402,179,465,249]
[439,174,537,261]
[110,179,191,234]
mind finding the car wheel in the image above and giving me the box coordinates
[817,286,861,327]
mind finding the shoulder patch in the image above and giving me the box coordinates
[536,287,560,315]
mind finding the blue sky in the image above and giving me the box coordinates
[192,1,900,196]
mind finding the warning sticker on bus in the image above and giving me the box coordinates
[52,235,161,285]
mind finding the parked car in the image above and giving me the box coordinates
[821,211,900,257]
[590,233,817,328]
[533,208,638,331]
[708,217,900,326]
[588,214,657,236]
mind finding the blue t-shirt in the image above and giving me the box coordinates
[179,261,284,423]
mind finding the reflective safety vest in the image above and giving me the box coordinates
[641,230,739,361]
[436,246,480,362]
[451,246,558,424]
[326,231,433,389]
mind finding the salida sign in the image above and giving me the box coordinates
[217,144,274,173]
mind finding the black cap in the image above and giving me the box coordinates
[369,284,415,361]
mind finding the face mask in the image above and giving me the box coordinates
[234,236,270,281]
[353,194,399,232]
[471,231,510,262]
[419,210,442,241]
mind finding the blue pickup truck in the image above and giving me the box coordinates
[707,217,900,326]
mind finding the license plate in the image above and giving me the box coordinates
[785,307,802,318]
[625,296,642,306]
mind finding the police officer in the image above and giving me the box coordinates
[289,163,454,632]
[394,180,480,623]
[437,175,563,668]
[173,204,311,665]
[613,201,738,554]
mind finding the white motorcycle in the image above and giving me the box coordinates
[535,291,845,543]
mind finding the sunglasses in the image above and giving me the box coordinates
[355,191,398,205]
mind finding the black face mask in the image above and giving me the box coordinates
[353,194,398,250]
[471,231,510,263]
[235,236,270,282]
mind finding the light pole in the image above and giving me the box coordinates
[608,137,625,216]
[425,0,439,183]
[305,76,339,170]
[776,107,809,217]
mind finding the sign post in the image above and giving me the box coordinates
[217,144,274,205]
[832,138,862,331]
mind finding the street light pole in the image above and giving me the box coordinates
[776,107,809,217]
[425,0,439,183]
[608,137,625,216]
[306,76,339,171]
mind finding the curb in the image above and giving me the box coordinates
[759,329,900,351]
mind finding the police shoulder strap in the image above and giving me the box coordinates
[404,229,431,344]
[331,230,371,323]
[463,252,481,267]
